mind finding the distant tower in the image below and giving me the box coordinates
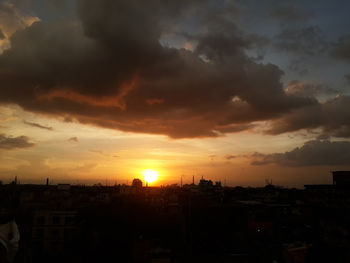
[14,176,17,185]
[181,176,183,187]
[192,175,194,185]
[46,178,49,186]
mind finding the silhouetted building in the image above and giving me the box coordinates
[3,175,350,262]
[283,245,307,263]
[32,210,78,252]
[57,184,71,191]
[132,178,143,189]
[332,171,350,186]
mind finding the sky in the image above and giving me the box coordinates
[1,0,350,187]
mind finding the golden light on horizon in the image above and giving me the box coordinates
[142,169,159,184]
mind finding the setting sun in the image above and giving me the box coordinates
[142,169,159,184]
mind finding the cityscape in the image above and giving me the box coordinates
[1,0,350,262]
[1,171,350,262]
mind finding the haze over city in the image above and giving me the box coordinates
[1,0,350,187]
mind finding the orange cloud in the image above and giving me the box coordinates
[37,77,138,110]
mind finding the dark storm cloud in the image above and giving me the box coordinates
[252,140,350,166]
[268,96,350,138]
[48,0,67,10]
[285,81,339,98]
[0,0,316,138]
[331,35,350,62]
[0,2,16,14]
[274,26,329,55]
[0,2,39,32]
[23,120,53,130]
[0,134,34,149]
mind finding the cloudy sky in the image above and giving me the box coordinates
[1,0,350,187]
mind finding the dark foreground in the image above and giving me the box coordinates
[1,180,350,263]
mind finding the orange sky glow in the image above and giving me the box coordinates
[0,105,339,188]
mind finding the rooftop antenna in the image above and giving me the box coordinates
[265,179,273,185]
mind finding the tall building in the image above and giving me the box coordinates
[332,171,350,186]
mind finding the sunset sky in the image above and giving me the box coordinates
[1,0,350,187]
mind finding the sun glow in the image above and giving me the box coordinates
[142,169,159,184]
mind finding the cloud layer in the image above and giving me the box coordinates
[252,140,350,166]
[0,0,348,139]
[0,2,39,53]
[0,0,316,138]
[0,134,34,149]
[332,35,350,62]
[268,95,350,138]
[23,120,53,130]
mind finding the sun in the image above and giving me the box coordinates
[142,169,159,184]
